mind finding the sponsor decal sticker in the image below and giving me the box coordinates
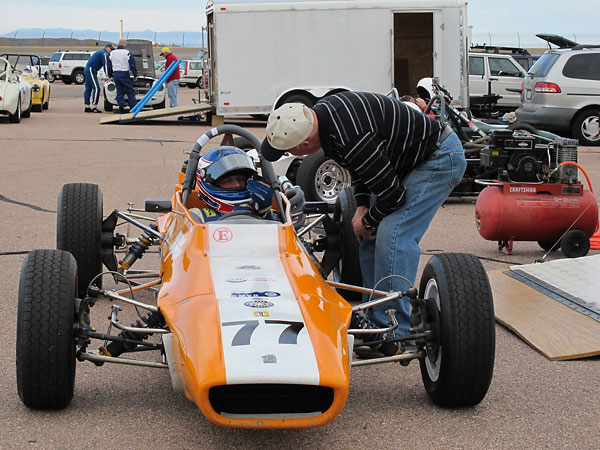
[253,311,269,317]
[213,227,233,242]
[235,265,261,270]
[244,300,274,308]
[225,277,247,283]
[262,354,277,364]
[232,291,281,298]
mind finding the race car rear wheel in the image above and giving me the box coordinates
[332,187,362,302]
[57,183,103,298]
[418,253,495,407]
[17,249,77,409]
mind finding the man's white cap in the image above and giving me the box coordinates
[261,103,314,161]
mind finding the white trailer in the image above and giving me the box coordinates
[205,0,469,117]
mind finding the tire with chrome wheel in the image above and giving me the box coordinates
[419,253,495,406]
[296,150,352,203]
[572,108,600,146]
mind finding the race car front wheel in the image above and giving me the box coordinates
[418,253,495,407]
[17,249,77,409]
[57,183,103,298]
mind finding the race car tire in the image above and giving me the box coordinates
[104,94,113,112]
[57,183,103,298]
[43,92,50,110]
[419,253,495,407]
[296,149,352,203]
[332,187,362,302]
[8,95,21,123]
[17,249,77,409]
[152,98,166,110]
[22,97,32,118]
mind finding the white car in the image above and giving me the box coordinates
[0,57,32,123]
[103,39,166,111]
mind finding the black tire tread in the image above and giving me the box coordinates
[296,150,327,202]
[16,249,77,409]
[57,183,103,298]
[419,253,495,407]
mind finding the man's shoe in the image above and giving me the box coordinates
[118,106,126,114]
[84,107,93,113]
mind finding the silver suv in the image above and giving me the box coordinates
[516,45,600,146]
[48,51,93,85]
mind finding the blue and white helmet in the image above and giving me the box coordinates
[196,146,257,214]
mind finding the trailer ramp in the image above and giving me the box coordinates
[489,254,600,360]
[100,103,213,124]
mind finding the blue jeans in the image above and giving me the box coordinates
[167,79,178,107]
[113,71,137,108]
[358,131,467,335]
[83,67,100,106]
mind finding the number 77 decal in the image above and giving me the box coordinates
[222,320,305,346]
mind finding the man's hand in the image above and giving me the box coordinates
[352,206,376,244]
[247,178,274,215]
[133,77,138,82]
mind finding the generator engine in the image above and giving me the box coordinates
[480,129,579,184]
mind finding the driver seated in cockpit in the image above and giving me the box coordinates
[190,146,279,222]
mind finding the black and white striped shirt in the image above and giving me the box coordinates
[313,91,443,227]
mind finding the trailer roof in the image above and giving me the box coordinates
[208,0,465,9]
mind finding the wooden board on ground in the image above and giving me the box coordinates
[100,103,212,124]
[488,269,600,360]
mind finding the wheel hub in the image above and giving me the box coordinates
[581,116,600,142]
[423,278,442,382]
[313,160,351,202]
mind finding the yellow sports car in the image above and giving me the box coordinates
[1,54,50,112]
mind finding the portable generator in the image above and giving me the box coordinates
[475,129,598,257]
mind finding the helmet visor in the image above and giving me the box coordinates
[203,153,256,183]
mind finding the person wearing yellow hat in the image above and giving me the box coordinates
[160,47,180,107]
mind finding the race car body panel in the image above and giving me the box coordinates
[156,191,352,428]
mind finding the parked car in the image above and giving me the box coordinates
[0,57,32,123]
[103,39,165,111]
[1,54,50,112]
[48,51,93,85]
[516,44,600,146]
[179,59,205,88]
[469,49,527,113]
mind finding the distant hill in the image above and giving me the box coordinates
[1,28,206,47]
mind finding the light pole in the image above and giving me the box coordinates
[120,20,124,40]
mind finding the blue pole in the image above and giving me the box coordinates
[131,59,179,117]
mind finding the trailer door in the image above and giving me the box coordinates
[393,12,433,99]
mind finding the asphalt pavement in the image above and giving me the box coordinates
[0,82,599,450]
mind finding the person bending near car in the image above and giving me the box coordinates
[107,39,138,114]
[260,93,467,355]
[190,146,279,223]
[84,43,114,113]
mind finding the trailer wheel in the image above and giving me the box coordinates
[419,253,495,407]
[560,230,590,258]
[17,249,77,409]
[296,149,352,203]
[332,187,362,302]
[283,93,314,107]
[57,183,104,298]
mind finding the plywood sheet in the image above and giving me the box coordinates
[488,269,600,360]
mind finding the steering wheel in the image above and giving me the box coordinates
[217,209,262,221]
[181,124,285,221]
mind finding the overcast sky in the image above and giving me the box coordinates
[0,0,598,35]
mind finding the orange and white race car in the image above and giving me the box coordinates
[16,125,496,429]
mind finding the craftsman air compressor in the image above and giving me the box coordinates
[475,129,598,257]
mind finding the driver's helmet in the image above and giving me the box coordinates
[416,77,434,101]
[196,146,257,214]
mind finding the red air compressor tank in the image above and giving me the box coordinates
[475,182,598,254]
